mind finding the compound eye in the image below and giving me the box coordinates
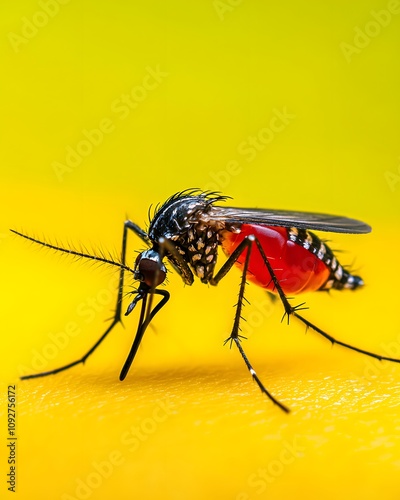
[135,250,166,287]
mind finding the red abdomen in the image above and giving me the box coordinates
[220,224,330,295]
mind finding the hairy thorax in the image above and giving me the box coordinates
[148,193,226,283]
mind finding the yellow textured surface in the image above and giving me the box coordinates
[1,1,400,499]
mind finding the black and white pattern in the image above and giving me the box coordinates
[148,190,227,283]
[288,227,364,290]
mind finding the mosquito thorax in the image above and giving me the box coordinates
[134,249,167,287]
[147,192,228,284]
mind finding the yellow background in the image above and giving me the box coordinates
[1,1,400,499]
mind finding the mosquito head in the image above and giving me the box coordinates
[134,249,166,288]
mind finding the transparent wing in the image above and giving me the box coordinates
[208,206,371,234]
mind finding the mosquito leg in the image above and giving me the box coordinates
[210,236,254,286]
[211,236,256,341]
[232,337,290,413]
[252,238,305,321]
[291,312,400,364]
[124,220,150,246]
[20,220,147,380]
[20,319,122,380]
[253,238,400,365]
[224,237,254,341]
[211,236,289,412]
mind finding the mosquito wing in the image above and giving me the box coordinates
[207,206,371,234]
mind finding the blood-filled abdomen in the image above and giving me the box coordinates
[220,224,330,295]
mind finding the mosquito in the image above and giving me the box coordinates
[11,189,400,413]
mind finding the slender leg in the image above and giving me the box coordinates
[233,337,289,413]
[211,235,290,413]
[20,220,148,380]
[252,238,400,364]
